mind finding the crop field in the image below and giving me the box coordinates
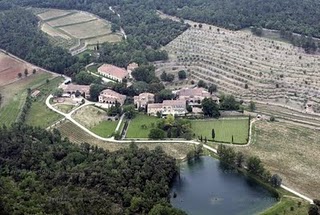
[0,52,39,86]
[237,120,320,199]
[0,72,53,126]
[36,9,122,53]
[191,117,249,144]
[37,9,73,21]
[156,14,320,112]
[47,12,96,27]
[126,114,161,138]
[56,120,194,159]
[25,77,64,128]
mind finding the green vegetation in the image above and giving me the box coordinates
[0,124,185,214]
[25,102,62,128]
[54,104,74,114]
[126,114,160,138]
[191,118,249,144]
[0,73,52,126]
[261,197,309,215]
[25,77,64,128]
[91,120,118,138]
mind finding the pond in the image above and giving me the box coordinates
[170,156,277,215]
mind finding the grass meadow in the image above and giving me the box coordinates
[191,117,250,144]
[91,120,118,138]
[126,114,161,138]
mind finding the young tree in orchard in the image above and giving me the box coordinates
[249,101,256,112]
[178,70,187,79]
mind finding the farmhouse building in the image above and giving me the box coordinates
[176,87,219,106]
[31,90,40,98]
[134,92,155,109]
[98,89,126,106]
[147,100,187,116]
[61,84,90,99]
[98,64,128,82]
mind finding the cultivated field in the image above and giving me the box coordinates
[0,52,38,86]
[126,114,161,138]
[156,13,320,112]
[238,120,320,200]
[0,72,53,126]
[36,9,122,54]
[25,77,64,128]
[191,117,249,144]
[56,120,194,159]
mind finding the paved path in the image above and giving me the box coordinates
[45,94,313,204]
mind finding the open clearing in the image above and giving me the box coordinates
[0,72,53,126]
[191,117,249,144]
[0,52,39,86]
[36,9,122,54]
[126,114,161,138]
[72,105,118,137]
[56,120,193,159]
[156,13,320,112]
[25,77,64,128]
[237,120,320,199]
[91,121,118,138]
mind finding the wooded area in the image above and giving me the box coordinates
[0,124,185,214]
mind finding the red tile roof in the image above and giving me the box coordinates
[98,64,128,79]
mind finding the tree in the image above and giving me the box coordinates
[178,70,187,79]
[53,88,63,97]
[270,174,282,187]
[75,90,81,97]
[220,95,239,110]
[149,204,187,215]
[89,84,105,101]
[202,98,220,118]
[18,73,22,78]
[0,93,2,107]
[131,65,157,83]
[32,69,36,74]
[160,71,174,82]
[123,105,137,119]
[249,101,256,112]
[24,69,28,77]
[108,101,122,116]
[208,84,217,94]
[149,128,166,139]
[308,204,319,215]
[235,152,244,168]
[197,80,207,88]
[155,89,174,103]
[211,129,215,139]
[247,156,265,177]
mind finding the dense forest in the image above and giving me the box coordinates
[0,8,81,76]
[0,124,185,214]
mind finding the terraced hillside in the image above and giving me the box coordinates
[34,8,123,55]
[156,18,320,113]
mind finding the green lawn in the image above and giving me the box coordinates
[191,117,250,144]
[91,120,118,138]
[25,76,64,128]
[55,104,75,113]
[0,72,53,126]
[25,102,62,128]
[126,114,160,138]
[261,197,309,215]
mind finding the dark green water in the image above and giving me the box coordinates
[170,156,277,215]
